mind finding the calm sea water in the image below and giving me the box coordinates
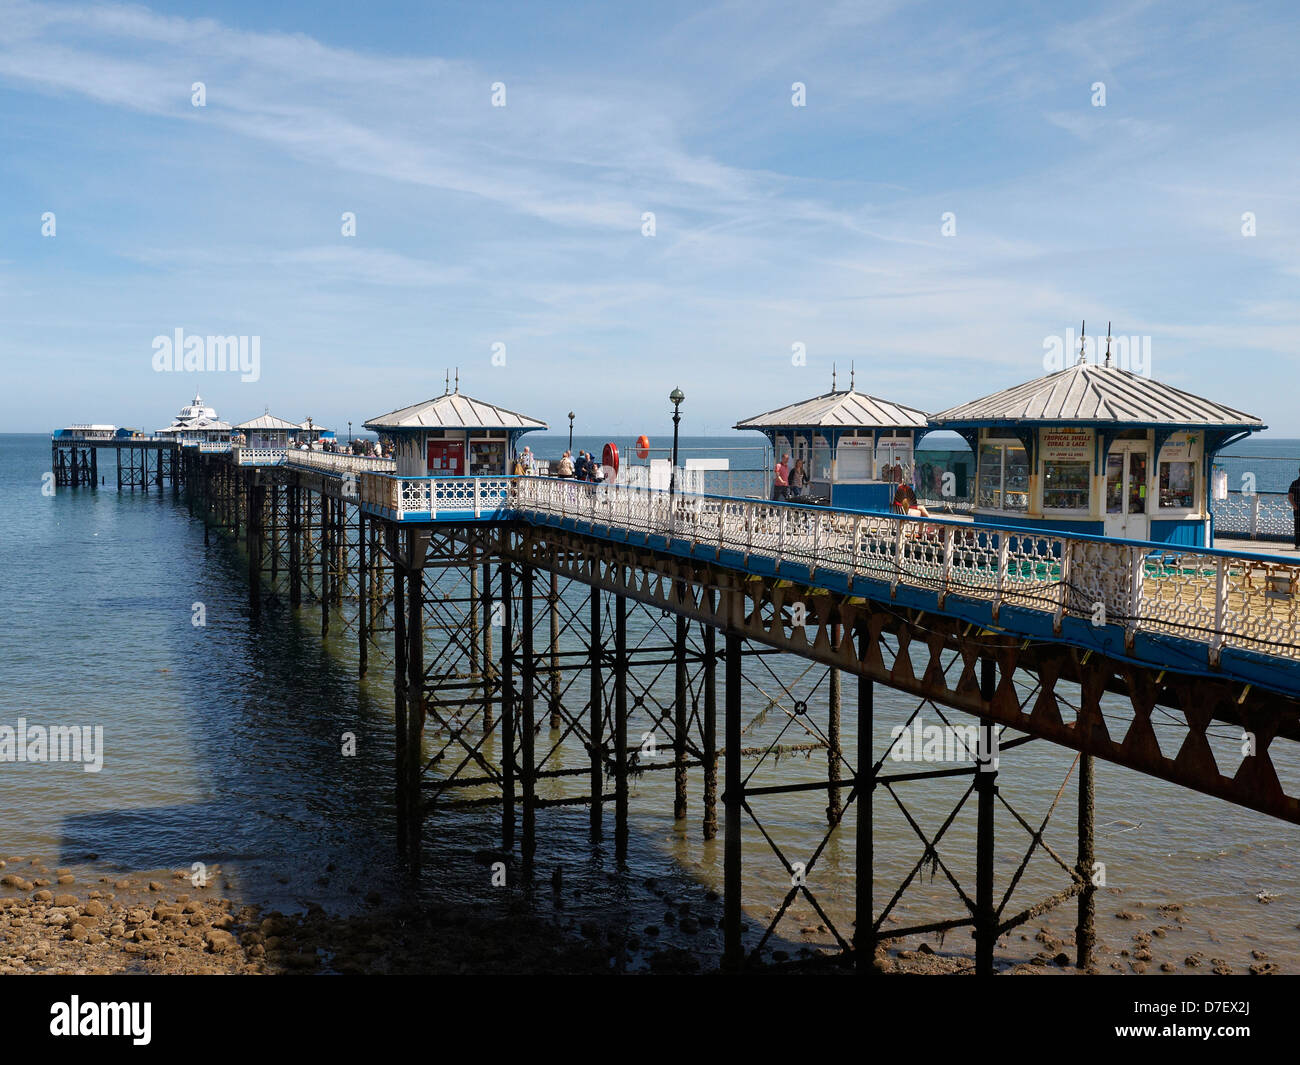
[1216,438,1300,495]
[3,432,1297,972]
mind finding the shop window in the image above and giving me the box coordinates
[977,443,1028,512]
[1042,461,1090,511]
[1159,460,1195,509]
[469,439,507,476]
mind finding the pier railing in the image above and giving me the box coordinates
[333,471,1300,665]
[233,447,287,466]
[509,476,1300,667]
[286,450,397,476]
[1212,491,1294,541]
[359,473,512,518]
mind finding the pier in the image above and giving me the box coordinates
[48,432,1300,973]
[50,434,182,492]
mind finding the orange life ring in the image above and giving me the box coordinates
[635,435,650,460]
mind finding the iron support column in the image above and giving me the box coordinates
[389,522,408,857]
[674,611,688,820]
[975,655,998,976]
[1077,753,1096,969]
[589,584,603,838]
[615,593,628,859]
[521,562,537,881]
[500,559,516,851]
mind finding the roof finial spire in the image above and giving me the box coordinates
[444,369,450,395]
[1077,320,1087,366]
[1104,322,1113,368]
[832,361,837,391]
[850,361,855,391]
[454,367,459,393]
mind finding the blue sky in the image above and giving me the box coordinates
[2,0,1298,436]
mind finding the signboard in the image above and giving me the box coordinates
[1040,427,1093,462]
[836,435,873,481]
[1159,432,1200,462]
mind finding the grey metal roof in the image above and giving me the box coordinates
[364,391,548,432]
[929,363,1264,428]
[734,389,930,431]
[161,417,231,432]
[235,413,300,431]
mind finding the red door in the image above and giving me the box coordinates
[427,441,465,476]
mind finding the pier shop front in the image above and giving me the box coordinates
[363,387,547,478]
[929,357,1265,546]
[735,383,930,510]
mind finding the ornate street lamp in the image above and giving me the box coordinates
[668,387,685,495]
[568,411,575,453]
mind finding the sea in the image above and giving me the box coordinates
[2,431,1298,973]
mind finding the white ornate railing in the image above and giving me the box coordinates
[197,441,232,453]
[509,477,1300,666]
[359,474,512,518]
[233,447,287,466]
[286,450,397,475]
[1212,492,1293,540]
[52,434,170,443]
[289,470,1300,666]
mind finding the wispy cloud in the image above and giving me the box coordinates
[0,0,1297,434]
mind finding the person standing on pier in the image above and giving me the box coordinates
[557,451,574,478]
[774,453,790,500]
[1289,467,1300,549]
[788,457,806,499]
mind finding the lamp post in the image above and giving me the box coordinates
[669,387,685,495]
[568,411,575,452]
[306,416,313,450]
[348,420,352,445]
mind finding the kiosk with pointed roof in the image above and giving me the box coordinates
[363,371,548,477]
[734,366,929,509]
[929,327,1265,545]
[235,411,301,449]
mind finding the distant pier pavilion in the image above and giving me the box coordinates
[156,394,233,449]
[235,412,301,450]
[929,352,1265,546]
[734,377,929,509]
[363,386,547,478]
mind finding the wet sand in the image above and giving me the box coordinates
[1,854,611,975]
[1,854,1284,974]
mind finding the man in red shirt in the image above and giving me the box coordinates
[774,454,790,501]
